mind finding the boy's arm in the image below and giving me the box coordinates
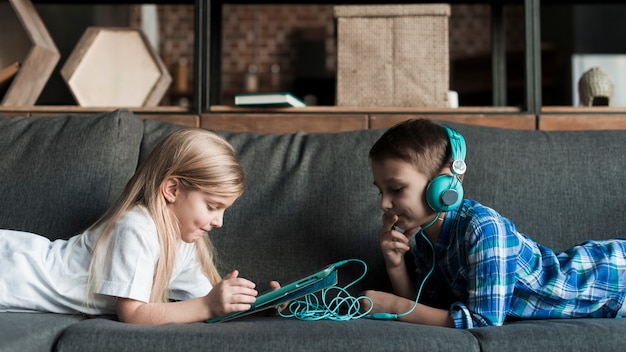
[364,290,454,327]
[387,261,416,299]
[398,299,454,327]
[379,213,417,299]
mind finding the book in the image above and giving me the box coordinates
[0,62,20,98]
[0,62,20,86]
[235,92,306,107]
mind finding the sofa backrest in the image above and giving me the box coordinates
[0,110,144,240]
[452,122,626,252]
[208,123,626,293]
[2,111,624,296]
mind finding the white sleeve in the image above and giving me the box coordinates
[168,243,213,301]
[95,209,160,303]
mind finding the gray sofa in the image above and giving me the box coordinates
[1,109,625,352]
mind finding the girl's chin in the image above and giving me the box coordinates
[181,234,202,243]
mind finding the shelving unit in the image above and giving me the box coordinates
[0,0,60,106]
[23,1,534,112]
[10,1,626,132]
[202,0,540,114]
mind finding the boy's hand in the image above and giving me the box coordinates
[269,281,289,312]
[379,213,411,269]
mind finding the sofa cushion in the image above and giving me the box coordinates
[138,119,185,165]
[0,109,143,240]
[55,316,480,352]
[470,318,626,352]
[0,312,84,352]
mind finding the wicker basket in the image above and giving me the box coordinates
[578,67,614,106]
[334,4,450,107]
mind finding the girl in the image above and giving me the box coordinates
[0,128,265,324]
[362,118,626,329]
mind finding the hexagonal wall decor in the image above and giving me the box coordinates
[0,0,60,106]
[61,27,172,107]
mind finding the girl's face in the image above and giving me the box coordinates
[168,188,239,243]
[371,157,434,232]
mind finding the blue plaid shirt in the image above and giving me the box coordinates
[411,199,626,329]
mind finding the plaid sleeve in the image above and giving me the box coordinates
[455,213,521,328]
[450,301,490,328]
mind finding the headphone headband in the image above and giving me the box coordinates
[444,126,467,176]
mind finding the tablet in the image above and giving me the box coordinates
[206,262,339,323]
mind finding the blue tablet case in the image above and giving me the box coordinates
[206,264,339,323]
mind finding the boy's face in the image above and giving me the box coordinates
[371,157,434,232]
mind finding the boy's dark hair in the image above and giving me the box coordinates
[369,118,450,179]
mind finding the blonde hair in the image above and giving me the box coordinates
[86,128,245,303]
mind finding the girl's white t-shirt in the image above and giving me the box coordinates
[0,206,212,315]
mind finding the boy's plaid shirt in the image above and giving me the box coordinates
[411,199,626,329]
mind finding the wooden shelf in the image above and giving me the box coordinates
[0,105,198,127]
[209,105,522,114]
[204,105,536,132]
[540,106,626,130]
[5,105,626,132]
[542,106,626,114]
[0,105,187,113]
[0,105,535,133]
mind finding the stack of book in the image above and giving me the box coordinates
[234,92,306,107]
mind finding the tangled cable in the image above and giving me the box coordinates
[277,259,373,321]
[277,214,439,322]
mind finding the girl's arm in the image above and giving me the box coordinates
[116,270,257,324]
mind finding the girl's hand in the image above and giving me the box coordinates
[204,270,258,318]
[379,213,411,269]
[115,270,256,324]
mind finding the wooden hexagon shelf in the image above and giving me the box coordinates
[61,27,172,107]
[0,0,60,106]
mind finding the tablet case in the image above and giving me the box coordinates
[206,264,339,323]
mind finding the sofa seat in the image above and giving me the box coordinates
[55,316,480,352]
[0,313,84,352]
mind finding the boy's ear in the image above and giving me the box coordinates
[162,178,179,203]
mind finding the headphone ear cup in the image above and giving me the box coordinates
[426,175,464,212]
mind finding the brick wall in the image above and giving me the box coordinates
[131,4,524,106]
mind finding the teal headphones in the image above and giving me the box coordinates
[425,126,467,212]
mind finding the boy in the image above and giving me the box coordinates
[362,118,626,329]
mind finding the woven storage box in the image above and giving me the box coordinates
[334,4,450,107]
